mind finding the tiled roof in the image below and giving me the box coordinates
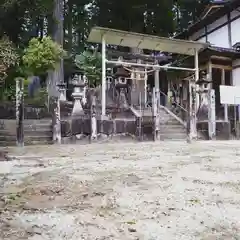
[208,46,240,53]
[202,45,240,58]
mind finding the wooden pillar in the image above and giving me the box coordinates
[144,69,147,108]
[137,92,143,141]
[101,35,106,116]
[16,77,24,146]
[153,88,160,141]
[152,87,156,141]
[208,89,216,140]
[154,68,160,105]
[221,69,228,122]
[206,60,216,139]
[188,49,198,141]
[154,69,160,91]
[167,79,171,108]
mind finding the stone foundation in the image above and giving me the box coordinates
[235,122,240,139]
[197,122,231,140]
[61,118,137,138]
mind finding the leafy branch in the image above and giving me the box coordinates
[75,50,102,87]
[22,36,66,76]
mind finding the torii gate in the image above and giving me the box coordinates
[87,26,209,141]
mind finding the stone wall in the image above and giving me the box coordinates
[197,122,231,140]
[61,118,136,138]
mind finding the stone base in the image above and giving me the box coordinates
[235,122,240,139]
[62,133,137,144]
[61,118,137,139]
[197,122,231,140]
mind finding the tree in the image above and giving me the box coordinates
[174,0,210,32]
[75,50,101,87]
[0,36,19,84]
[0,0,53,44]
[22,36,65,76]
[1,0,211,76]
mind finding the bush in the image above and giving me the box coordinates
[22,36,66,76]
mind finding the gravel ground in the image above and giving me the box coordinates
[0,141,240,240]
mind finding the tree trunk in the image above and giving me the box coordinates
[67,0,73,52]
[39,17,44,39]
[48,0,64,97]
[47,14,54,36]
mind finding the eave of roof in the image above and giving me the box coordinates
[200,3,225,20]
[176,0,240,39]
[202,46,240,59]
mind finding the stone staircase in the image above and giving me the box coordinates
[0,119,53,146]
[158,107,187,141]
[130,105,187,141]
[24,119,53,145]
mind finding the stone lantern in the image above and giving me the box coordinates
[57,82,66,101]
[113,66,129,108]
[71,74,88,116]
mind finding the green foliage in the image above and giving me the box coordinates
[0,0,210,55]
[0,86,16,101]
[75,50,102,86]
[1,0,53,15]
[22,36,66,76]
[25,87,48,106]
[0,36,19,82]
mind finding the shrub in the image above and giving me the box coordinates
[22,36,66,76]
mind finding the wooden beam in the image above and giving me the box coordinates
[210,55,232,61]
[221,68,225,85]
[211,64,232,70]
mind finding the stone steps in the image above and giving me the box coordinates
[0,119,53,146]
[24,130,53,137]
[129,106,187,141]
[158,108,186,141]
[139,107,187,141]
[159,127,186,134]
[159,133,187,141]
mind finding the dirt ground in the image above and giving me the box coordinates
[0,141,240,240]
